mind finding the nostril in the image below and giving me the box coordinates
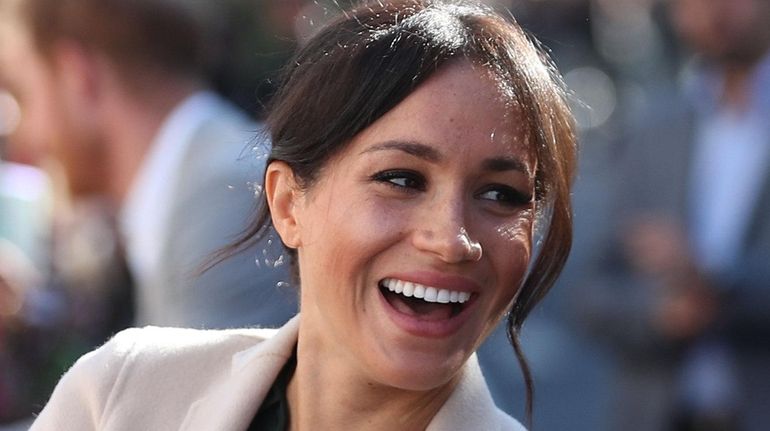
[458,227,482,261]
[412,225,482,263]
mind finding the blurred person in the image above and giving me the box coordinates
[0,0,296,330]
[2,96,134,423]
[0,239,38,422]
[579,0,770,430]
[0,158,51,268]
[29,1,578,429]
[0,131,56,423]
[0,166,134,424]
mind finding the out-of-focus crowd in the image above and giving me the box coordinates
[1,0,768,430]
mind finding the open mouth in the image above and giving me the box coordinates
[379,278,472,321]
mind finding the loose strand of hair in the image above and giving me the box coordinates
[508,315,534,429]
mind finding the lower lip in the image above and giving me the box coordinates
[378,288,476,338]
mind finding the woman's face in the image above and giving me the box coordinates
[271,61,536,391]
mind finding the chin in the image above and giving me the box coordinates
[377,352,467,392]
[363,326,478,392]
[359,285,498,392]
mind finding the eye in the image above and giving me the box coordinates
[370,170,426,191]
[476,185,532,208]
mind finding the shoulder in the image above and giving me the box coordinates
[191,94,264,162]
[175,97,267,203]
[174,92,266,187]
[31,326,279,430]
[64,325,277,387]
[102,325,278,366]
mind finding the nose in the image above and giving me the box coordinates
[412,202,482,264]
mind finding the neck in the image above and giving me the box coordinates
[101,75,202,205]
[285,331,457,431]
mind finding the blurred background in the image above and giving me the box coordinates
[2,0,769,430]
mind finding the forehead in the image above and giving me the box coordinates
[351,61,534,165]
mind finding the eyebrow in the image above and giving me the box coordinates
[360,140,442,162]
[361,140,531,175]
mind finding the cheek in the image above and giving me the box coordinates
[495,209,534,258]
[488,211,534,302]
[299,192,405,281]
[495,210,534,252]
[339,198,409,268]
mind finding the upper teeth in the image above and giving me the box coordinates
[382,278,471,304]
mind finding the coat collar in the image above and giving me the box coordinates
[181,315,520,430]
[428,353,521,430]
[181,315,300,431]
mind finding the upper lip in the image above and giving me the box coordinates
[380,270,481,293]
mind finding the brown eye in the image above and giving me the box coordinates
[371,170,426,191]
[477,185,532,207]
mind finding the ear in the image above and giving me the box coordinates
[264,161,302,249]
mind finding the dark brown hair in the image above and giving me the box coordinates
[223,0,576,423]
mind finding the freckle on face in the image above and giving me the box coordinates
[292,61,535,392]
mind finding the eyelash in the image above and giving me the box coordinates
[475,185,533,207]
[370,170,532,207]
[370,170,426,192]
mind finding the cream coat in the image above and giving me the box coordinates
[30,316,525,430]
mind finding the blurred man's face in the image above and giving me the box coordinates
[0,23,105,196]
[670,0,770,65]
[0,24,59,163]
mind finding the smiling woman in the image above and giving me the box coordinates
[30,1,577,430]
[267,61,540,400]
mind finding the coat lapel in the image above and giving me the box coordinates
[180,317,518,430]
[428,354,521,430]
[180,316,300,431]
